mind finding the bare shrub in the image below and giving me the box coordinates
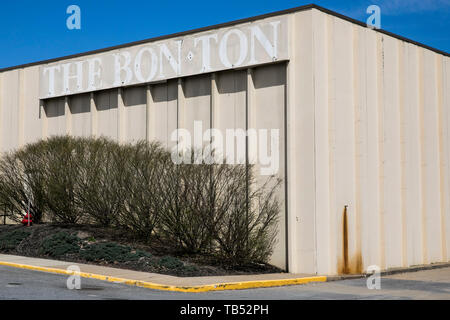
[0,141,49,223]
[74,137,126,226]
[156,155,215,253]
[156,150,237,253]
[39,136,85,224]
[0,137,282,267]
[156,149,281,264]
[214,167,282,265]
[115,141,170,239]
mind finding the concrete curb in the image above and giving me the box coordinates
[326,262,450,282]
[0,260,327,293]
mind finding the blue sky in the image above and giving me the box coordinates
[0,0,449,69]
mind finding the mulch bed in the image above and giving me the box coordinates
[0,224,283,277]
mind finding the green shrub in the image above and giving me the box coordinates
[41,231,81,257]
[80,242,152,263]
[183,265,199,273]
[80,242,129,262]
[0,229,31,251]
[135,249,153,259]
[158,256,183,269]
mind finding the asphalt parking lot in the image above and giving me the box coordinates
[0,265,449,300]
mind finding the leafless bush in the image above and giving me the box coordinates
[157,153,217,253]
[214,168,282,265]
[0,137,282,266]
[157,149,281,265]
[115,141,170,239]
[39,136,85,224]
[74,137,126,226]
[0,140,49,223]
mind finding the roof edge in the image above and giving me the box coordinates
[0,3,448,73]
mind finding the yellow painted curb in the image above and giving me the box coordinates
[0,260,327,293]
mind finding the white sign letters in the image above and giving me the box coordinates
[40,17,288,99]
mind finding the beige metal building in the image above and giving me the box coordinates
[0,4,449,275]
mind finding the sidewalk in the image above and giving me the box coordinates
[0,254,326,292]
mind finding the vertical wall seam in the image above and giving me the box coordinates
[210,74,214,135]
[166,82,169,148]
[245,69,251,270]
[436,55,448,261]
[327,15,336,275]
[285,14,296,273]
[210,73,219,136]
[65,96,72,136]
[285,61,291,273]
[177,79,184,134]
[117,88,126,143]
[311,15,318,275]
[312,10,333,275]
[418,48,429,264]
[208,74,214,156]
[363,28,372,269]
[377,34,386,269]
[283,62,289,273]
[404,44,423,266]
[146,85,154,142]
[398,41,408,267]
[352,25,363,273]
[445,58,450,261]
[118,89,121,142]
[362,28,369,269]
[90,92,97,137]
[40,99,47,140]
[18,69,25,147]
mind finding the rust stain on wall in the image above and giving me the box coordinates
[338,206,363,275]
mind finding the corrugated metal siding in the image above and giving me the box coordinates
[298,9,450,274]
